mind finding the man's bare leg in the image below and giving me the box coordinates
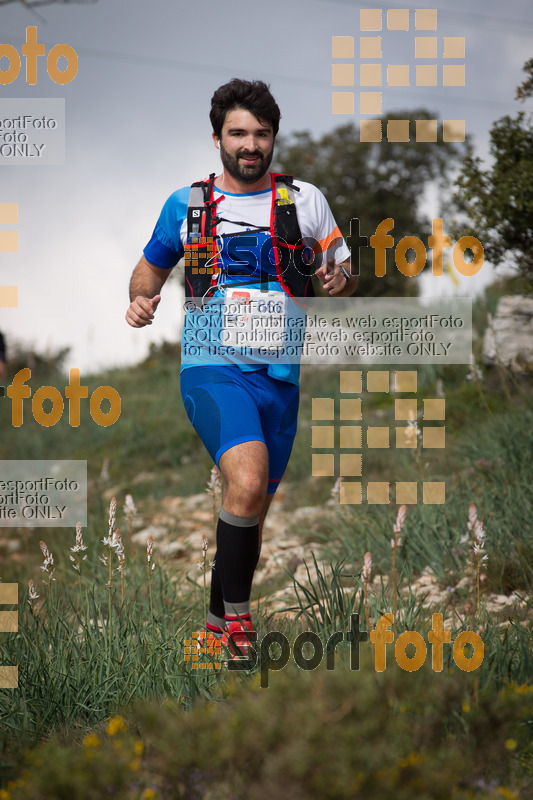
[219,439,269,517]
[205,440,270,634]
[218,441,274,547]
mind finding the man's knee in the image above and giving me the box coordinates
[226,469,267,507]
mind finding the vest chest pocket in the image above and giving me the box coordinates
[222,288,287,350]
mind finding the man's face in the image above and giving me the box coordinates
[215,108,274,183]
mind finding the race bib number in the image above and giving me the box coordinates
[222,288,287,349]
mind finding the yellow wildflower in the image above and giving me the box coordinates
[399,752,423,768]
[504,739,517,750]
[462,701,470,713]
[83,733,100,748]
[142,790,157,800]
[133,740,144,756]
[497,788,518,800]
[106,715,127,736]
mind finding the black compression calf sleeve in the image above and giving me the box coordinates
[215,508,260,614]
[207,554,225,628]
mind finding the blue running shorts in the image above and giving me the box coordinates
[180,366,299,494]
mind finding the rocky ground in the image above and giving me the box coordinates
[104,483,531,633]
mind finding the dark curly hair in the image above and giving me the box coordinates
[210,78,281,139]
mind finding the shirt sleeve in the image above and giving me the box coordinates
[143,186,190,268]
[296,181,350,268]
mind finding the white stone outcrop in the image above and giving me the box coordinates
[483,295,533,371]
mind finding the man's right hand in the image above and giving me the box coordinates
[125,294,161,328]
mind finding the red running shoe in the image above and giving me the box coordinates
[220,618,256,659]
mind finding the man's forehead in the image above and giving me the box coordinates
[222,108,272,132]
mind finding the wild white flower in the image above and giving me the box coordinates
[362,552,372,584]
[391,505,406,549]
[206,466,223,530]
[466,353,483,383]
[460,503,478,544]
[466,505,488,611]
[113,529,125,572]
[406,409,422,447]
[205,466,222,497]
[100,457,110,482]
[108,496,117,538]
[146,535,154,564]
[467,503,478,534]
[27,579,39,603]
[473,542,488,562]
[39,540,55,580]
[331,477,343,502]
[123,494,137,522]
[393,505,406,535]
[71,522,88,554]
[362,551,372,632]
[102,527,123,556]
[202,535,209,553]
[472,519,484,546]
[472,519,487,563]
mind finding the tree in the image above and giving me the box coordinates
[273,110,466,297]
[455,58,533,289]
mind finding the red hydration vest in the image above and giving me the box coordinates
[184,172,315,303]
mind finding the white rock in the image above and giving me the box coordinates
[132,525,168,544]
[483,295,533,371]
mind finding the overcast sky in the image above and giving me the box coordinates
[1,0,532,374]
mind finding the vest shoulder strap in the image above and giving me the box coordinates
[187,173,217,238]
[271,174,302,246]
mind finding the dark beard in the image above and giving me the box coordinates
[219,142,274,184]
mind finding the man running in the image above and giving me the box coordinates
[126,78,357,650]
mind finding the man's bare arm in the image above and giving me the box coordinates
[126,255,173,328]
